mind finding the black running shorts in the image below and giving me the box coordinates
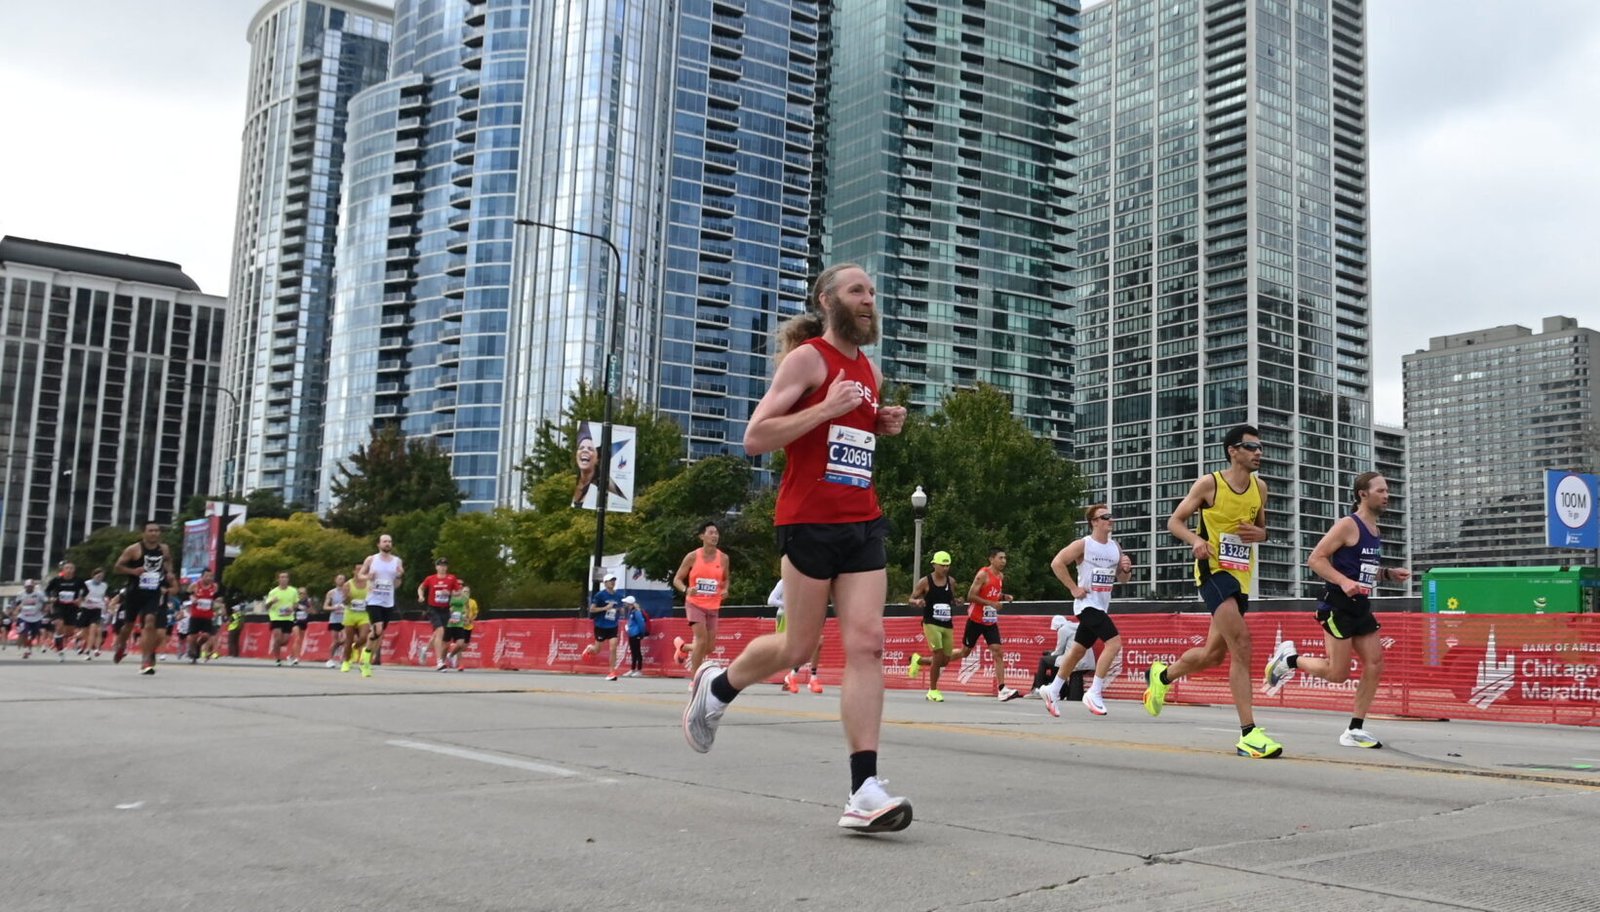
[962,620,1001,649]
[777,515,889,581]
[1072,606,1119,647]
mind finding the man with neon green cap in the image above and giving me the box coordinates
[906,550,960,702]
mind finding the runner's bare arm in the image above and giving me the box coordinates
[672,551,695,595]
[1167,475,1215,559]
[744,346,858,455]
[1050,541,1087,598]
[1307,516,1361,595]
[1236,477,1269,543]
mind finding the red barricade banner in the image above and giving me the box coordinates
[211,613,1600,727]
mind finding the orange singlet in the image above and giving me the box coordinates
[685,549,726,612]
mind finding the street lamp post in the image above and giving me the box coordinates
[513,218,625,596]
[199,383,245,581]
[910,485,927,582]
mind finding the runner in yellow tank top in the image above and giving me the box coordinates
[1150,424,1283,759]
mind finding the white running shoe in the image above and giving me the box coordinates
[838,777,913,833]
[1082,690,1108,716]
[683,663,726,753]
[1262,639,1297,696]
[1037,686,1060,717]
[436,662,448,672]
[289,657,299,666]
[997,687,1021,702]
[1339,727,1382,749]
[325,659,336,668]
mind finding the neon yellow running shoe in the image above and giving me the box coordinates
[925,689,943,702]
[360,664,373,678]
[1236,727,1282,758]
[1143,661,1170,716]
[339,660,351,673]
[907,652,923,678]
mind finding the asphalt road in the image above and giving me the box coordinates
[3,652,1598,911]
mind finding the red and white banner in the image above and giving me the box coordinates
[198,612,1600,727]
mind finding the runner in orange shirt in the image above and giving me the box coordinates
[672,521,730,679]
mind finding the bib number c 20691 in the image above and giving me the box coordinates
[823,425,875,489]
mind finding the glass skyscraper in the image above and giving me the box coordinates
[819,0,1080,445]
[323,0,823,509]
[221,0,391,509]
[1072,0,1373,598]
[1403,317,1600,571]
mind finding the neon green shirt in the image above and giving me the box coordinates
[264,585,298,622]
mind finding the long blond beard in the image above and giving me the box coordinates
[827,299,879,346]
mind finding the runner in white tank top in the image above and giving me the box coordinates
[1040,503,1132,717]
[360,534,404,668]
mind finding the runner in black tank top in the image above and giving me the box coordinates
[906,552,960,701]
[112,522,177,674]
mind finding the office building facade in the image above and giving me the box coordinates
[221,0,391,510]
[0,237,226,580]
[323,0,823,509]
[1372,422,1409,594]
[819,0,1080,446]
[1072,0,1373,597]
[1403,316,1600,571]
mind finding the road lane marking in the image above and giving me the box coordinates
[386,739,583,778]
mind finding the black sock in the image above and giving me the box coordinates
[1158,668,1171,685]
[708,670,740,704]
[850,751,878,793]
[1350,717,1363,730]
[810,664,819,674]
[1286,654,1299,669]
[1241,723,1256,736]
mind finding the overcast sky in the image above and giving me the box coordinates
[2,1,1596,426]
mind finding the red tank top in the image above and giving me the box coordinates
[685,549,726,610]
[968,569,1003,625]
[190,581,218,619]
[773,337,883,526]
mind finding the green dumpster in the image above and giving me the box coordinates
[1423,566,1598,665]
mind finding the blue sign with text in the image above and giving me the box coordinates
[1545,470,1599,550]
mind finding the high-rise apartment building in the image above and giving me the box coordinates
[221,0,391,509]
[1072,0,1373,597]
[322,0,823,509]
[0,237,226,579]
[1372,422,1409,594]
[820,0,1079,445]
[1403,316,1600,571]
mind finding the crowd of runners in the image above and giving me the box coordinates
[7,263,1409,838]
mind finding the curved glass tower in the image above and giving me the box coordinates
[220,0,391,509]
[820,0,1080,447]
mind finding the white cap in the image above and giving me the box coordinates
[1049,614,1071,631]
[602,572,618,582]
[621,595,637,605]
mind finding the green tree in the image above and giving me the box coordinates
[624,455,752,584]
[378,504,456,596]
[327,426,463,536]
[434,509,518,609]
[245,488,299,520]
[515,381,687,504]
[224,513,370,596]
[62,525,143,578]
[874,384,1086,600]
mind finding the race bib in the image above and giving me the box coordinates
[431,587,452,607]
[372,579,393,595]
[823,425,875,489]
[694,577,719,596]
[1357,561,1379,596]
[195,599,213,611]
[932,604,951,623]
[1217,534,1251,572]
[57,591,77,604]
[449,610,464,625]
[139,571,162,591]
[603,608,617,621]
[351,599,367,610]
[295,609,308,621]
[1090,567,1117,593]
[982,606,998,624]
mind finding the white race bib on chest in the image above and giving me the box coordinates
[823,425,875,489]
[1218,534,1251,572]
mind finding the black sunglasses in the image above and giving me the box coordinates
[1233,442,1263,452]
[1093,514,1113,522]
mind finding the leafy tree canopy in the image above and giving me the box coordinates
[224,513,370,597]
[515,380,686,504]
[327,426,462,536]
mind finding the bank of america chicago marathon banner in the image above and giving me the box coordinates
[221,613,1600,727]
